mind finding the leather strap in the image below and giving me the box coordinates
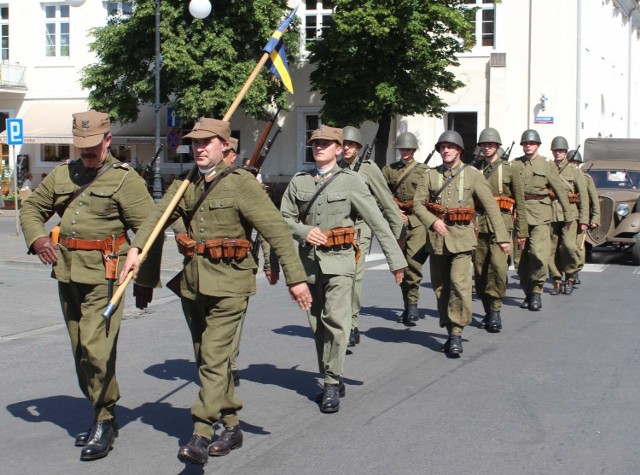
[59,233,127,251]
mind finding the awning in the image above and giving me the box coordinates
[0,102,158,145]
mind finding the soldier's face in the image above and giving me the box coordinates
[552,149,567,162]
[78,134,112,169]
[312,139,342,167]
[439,142,462,167]
[522,141,539,156]
[398,148,415,161]
[192,136,226,169]
[342,140,361,161]
[479,142,499,159]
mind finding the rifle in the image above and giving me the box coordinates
[248,126,282,176]
[424,148,436,166]
[501,141,515,160]
[140,145,164,180]
[567,144,582,162]
[352,144,370,173]
[247,106,282,170]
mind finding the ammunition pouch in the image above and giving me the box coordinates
[393,197,414,214]
[176,233,197,257]
[425,202,475,225]
[495,196,515,213]
[176,233,252,261]
[321,227,357,247]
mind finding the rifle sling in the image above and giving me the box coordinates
[299,169,345,224]
[483,160,504,181]
[432,163,470,202]
[62,163,115,215]
[183,166,239,226]
[392,162,420,196]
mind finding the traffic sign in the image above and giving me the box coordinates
[6,119,24,145]
[166,129,181,151]
[167,107,181,128]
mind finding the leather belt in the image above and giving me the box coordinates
[524,194,548,200]
[59,233,127,251]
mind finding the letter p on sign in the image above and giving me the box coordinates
[7,119,24,145]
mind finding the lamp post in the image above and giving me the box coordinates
[153,0,212,201]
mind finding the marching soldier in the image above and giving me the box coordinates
[413,130,511,356]
[511,129,573,311]
[547,137,589,295]
[339,126,405,347]
[382,132,430,326]
[19,110,161,461]
[473,128,528,332]
[280,125,406,413]
[568,149,600,284]
[121,118,311,465]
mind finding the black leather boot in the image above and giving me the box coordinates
[447,335,463,355]
[408,304,419,322]
[208,425,243,456]
[478,314,490,329]
[178,435,210,465]
[564,279,574,295]
[520,294,531,309]
[348,327,360,347]
[232,370,240,387]
[75,419,118,447]
[487,311,502,333]
[79,419,116,461]
[320,383,341,413]
[529,293,542,311]
[316,377,345,402]
[574,273,581,285]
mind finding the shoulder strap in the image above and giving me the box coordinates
[299,169,345,223]
[392,162,420,195]
[185,166,239,224]
[433,163,469,201]
[62,163,115,214]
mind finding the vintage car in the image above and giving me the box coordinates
[583,137,640,264]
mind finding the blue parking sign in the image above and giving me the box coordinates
[7,119,24,145]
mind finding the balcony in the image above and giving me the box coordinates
[0,61,27,89]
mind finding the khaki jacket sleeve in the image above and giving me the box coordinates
[547,162,574,221]
[412,171,440,230]
[585,174,600,226]
[573,169,589,225]
[510,164,529,238]
[474,177,510,243]
[280,176,315,243]
[361,162,405,239]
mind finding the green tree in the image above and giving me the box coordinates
[308,0,475,167]
[81,0,298,125]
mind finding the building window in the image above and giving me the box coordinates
[106,1,133,18]
[0,7,8,61]
[299,0,334,58]
[44,4,70,57]
[304,114,322,164]
[447,111,477,163]
[42,144,71,162]
[464,0,495,48]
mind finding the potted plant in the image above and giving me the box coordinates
[3,192,22,210]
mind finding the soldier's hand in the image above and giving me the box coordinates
[431,219,448,237]
[305,227,328,247]
[289,282,312,310]
[589,222,598,229]
[498,242,511,255]
[579,223,588,232]
[32,236,58,264]
[119,247,141,284]
[400,211,409,223]
[392,268,405,285]
[517,237,527,251]
[265,270,280,285]
[133,284,153,310]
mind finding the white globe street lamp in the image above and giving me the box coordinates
[189,0,213,19]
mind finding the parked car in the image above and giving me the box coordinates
[583,138,640,264]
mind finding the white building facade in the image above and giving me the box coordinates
[1,0,639,189]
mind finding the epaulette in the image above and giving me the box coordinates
[294,168,313,177]
[113,162,131,169]
[63,158,78,166]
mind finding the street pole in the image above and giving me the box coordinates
[152,0,163,202]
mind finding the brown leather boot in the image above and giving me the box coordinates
[550,281,562,295]
[208,425,243,456]
[178,435,210,465]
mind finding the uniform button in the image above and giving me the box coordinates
[199,218,204,223]
[71,220,77,225]
[75,211,79,215]
[81,193,86,197]
[71,231,77,236]
[199,228,205,233]
[78,202,83,207]
[199,207,204,212]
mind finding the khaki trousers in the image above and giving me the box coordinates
[548,220,580,281]
[401,221,429,305]
[430,251,473,336]
[515,223,551,295]
[474,232,510,311]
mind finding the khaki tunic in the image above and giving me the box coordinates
[281,164,406,384]
[20,153,160,421]
[382,159,430,305]
[413,162,509,335]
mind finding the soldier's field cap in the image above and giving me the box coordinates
[72,110,110,148]
[227,137,238,152]
[184,117,231,142]
[308,125,343,145]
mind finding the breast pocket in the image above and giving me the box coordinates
[53,185,74,210]
[531,171,547,191]
[207,197,236,226]
[89,188,117,216]
[327,191,350,215]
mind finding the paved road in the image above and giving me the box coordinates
[1,213,639,475]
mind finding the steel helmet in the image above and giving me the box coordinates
[520,129,541,145]
[567,149,583,163]
[478,127,502,145]
[435,130,465,152]
[550,136,569,150]
[342,126,363,147]
[395,132,419,150]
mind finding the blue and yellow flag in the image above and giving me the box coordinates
[263,5,298,94]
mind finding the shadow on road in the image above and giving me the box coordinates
[272,324,312,339]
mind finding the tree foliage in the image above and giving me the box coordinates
[308,0,475,165]
[81,0,299,125]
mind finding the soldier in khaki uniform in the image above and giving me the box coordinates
[338,126,405,347]
[568,149,600,283]
[121,118,311,466]
[20,110,161,461]
[382,132,430,325]
[413,130,510,356]
[473,128,528,332]
[511,129,573,311]
[281,126,407,413]
[547,137,589,295]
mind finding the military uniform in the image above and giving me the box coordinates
[382,159,430,317]
[548,159,589,291]
[413,162,509,340]
[474,158,528,317]
[511,154,573,300]
[338,158,404,337]
[132,162,307,442]
[281,164,406,386]
[20,153,160,427]
[576,171,600,272]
